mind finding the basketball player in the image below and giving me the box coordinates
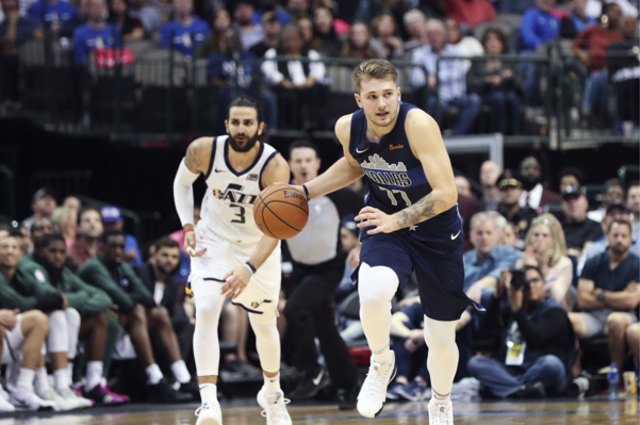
[173,96,292,425]
[296,59,480,425]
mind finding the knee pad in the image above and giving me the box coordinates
[357,262,399,305]
[47,310,69,353]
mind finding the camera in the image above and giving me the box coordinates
[510,269,528,290]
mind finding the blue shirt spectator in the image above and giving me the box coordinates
[160,18,210,56]
[72,23,120,64]
[464,245,523,291]
[207,50,257,88]
[519,2,560,51]
[27,0,78,36]
[0,15,38,47]
[581,249,640,293]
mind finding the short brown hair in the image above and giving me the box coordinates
[353,59,398,91]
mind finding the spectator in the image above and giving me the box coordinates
[519,156,563,212]
[285,0,308,21]
[339,21,379,60]
[248,10,281,58]
[572,2,623,125]
[128,0,164,35]
[401,8,427,54]
[108,0,144,41]
[587,178,625,222]
[518,213,574,310]
[77,230,195,402]
[197,7,232,58]
[627,182,640,233]
[34,233,129,405]
[502,222,521,248]
[261,23,328,130]
[497,171,538,242]
[312,5,341,57]
[335,214,359,304]
[296,15,315,50]
[470,27,524,135]
[160,0,210,57]
[27,0,78,37]
[50,205,77,250]
[558,166,585,194]
[560,185,603,256]
[135,237,194,373]
[455,174,482,250]
[569,219,639,375]
[100,205,142,267]
[563,0,597,37]
[468,265,574,399]
[233,0,263,50]
[445,18,484,61]
[72,0,121,65]
[479,160,502,211]
[370,12,403,60]
[69,207,103,269]
[22,187,57,234]
[444,0,497,30]
[411,19,481,135]
[608,15,640,138]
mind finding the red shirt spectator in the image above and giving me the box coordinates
[444,0,496,29]
[572,23,623,71]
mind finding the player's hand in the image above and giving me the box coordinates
[221,266,251,299]
[0,309,19,330]
[356,206,398,235]
[184,230,207,257]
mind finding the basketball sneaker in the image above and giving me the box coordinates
[9,387,55,411]
[195,399,223,425]
[428,397,454,425]
[0,386,15,412]
[356,352,396,418]
[256,387,292,425]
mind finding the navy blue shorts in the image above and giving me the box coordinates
[358,206,477,321]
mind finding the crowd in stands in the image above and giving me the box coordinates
[0,0,638,137]
[0,152,638,412]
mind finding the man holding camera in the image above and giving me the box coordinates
[467,265,574,398]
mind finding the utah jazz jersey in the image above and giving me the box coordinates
[199,136,279,245]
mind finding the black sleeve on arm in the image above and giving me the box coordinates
[513,308,568,347]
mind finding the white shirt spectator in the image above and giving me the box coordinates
[260,47,327,86]
[411,44,469,102]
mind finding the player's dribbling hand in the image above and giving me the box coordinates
[221,267,251,299]
[184,230,207,257]
[356,206,398,235]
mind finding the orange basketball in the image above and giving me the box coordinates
[253,183,309,240]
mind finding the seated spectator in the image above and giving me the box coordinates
[502,222,520,249]
[370,12,404,60]
[27,0,78,37]
[410,19,481,135]
[519,156,563,212]
[445,18,484,62]
[72,0,121,65]
[560,185,603,256]
[469,27,524,135]
[339,22,380,60]
[587,178,625,223]
[562,0,597,38]
[608,15,639,139]
[77,230,195,402]
[50,205,78,250]
[569,219,639,376]
[627,182,640,233]
[296,15,315,50]
[572,3,623,125]
[444,0,496,30]
[128,0,163,35]
[108,0,144,41]
[197,8,231,59]
[480,160,502,211]
[160,0,210,57]
[248,10,281,58]
[401,9,427,55]
[233,0,263,51]
[497,171,538,242]
[69,207,103,269]
[518,213,574,310]
[261,23,328,130]
[468,265,574,398]
[312,5,341,58]
[22,187,57,234]
[101,205,142,267]
[558,166,585,194]
[34,233,129,405]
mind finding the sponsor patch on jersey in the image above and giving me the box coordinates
[34,269,47,283]
[388,144,403,150]
[246,173,258,181]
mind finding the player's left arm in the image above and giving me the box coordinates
[221,154,291,299]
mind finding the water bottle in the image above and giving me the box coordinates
[608,362,619,400]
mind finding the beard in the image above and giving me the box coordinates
[228,132,260,153]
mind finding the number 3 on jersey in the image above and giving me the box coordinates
[379,187,412,207]
[230,204,246,224]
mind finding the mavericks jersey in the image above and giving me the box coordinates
[199,135,279,245]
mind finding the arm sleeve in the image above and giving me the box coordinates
[173,158,199,227]
[520,10,542,50]
[66,271,113,314]
[78,262,134,312]
[487,248,523,280]
[0,281,39,311]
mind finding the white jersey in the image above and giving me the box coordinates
[199,135,279,246]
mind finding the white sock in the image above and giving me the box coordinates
[16,368,35,392]
[53,369,70,391]
[34,367,50,394]
[371,345,393,364]
[432,391,451,403]
[263,373,281,392]
[66,362,74,385]
[199,383,217,404]
[145,363,164,385]
[171,360,191,384]
[85,361,103,391]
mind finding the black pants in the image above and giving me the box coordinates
[284,260,358,390]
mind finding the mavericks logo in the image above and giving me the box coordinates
[212,183,257,205]
[361,154,412,188]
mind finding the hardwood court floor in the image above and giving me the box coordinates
[3,398,639,425]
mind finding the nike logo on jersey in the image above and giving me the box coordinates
[355,147,369,154]
[450,229,462,240]
[214,169,226,173]
[388,144,403,150]
[312,369,325,386]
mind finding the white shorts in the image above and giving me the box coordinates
[190,225,281,320]
[2,315,24,364]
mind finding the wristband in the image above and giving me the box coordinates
[244,261,257,274]
[183,224,195,233]
[301,184,310,201]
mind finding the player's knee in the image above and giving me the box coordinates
[423,317,456,349]
[23,310,48,332]
[249,310,277,329]
[48,309,67,328]
[65,307,81,326]
[358,263,399,305]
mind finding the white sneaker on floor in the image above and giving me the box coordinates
[195,399,223,425]
[36,386,76,411]
[56,386,93,409]
[428,397,454,425]
[357,352,396,418]
[0,386,15,412]
[256,388,291,425]
[10,388,55,411]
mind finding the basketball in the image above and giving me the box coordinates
[253,183,309,240]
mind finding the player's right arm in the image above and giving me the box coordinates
[303,114,364,200]
[173,137,213,256]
